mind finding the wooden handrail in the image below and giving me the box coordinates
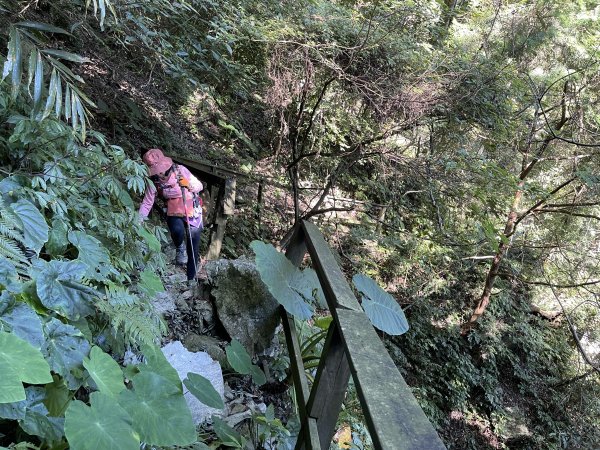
[283,220,447,450]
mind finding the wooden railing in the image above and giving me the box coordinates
[282,220,447,450]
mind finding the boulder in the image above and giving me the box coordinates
[183,333,228,367]
[493,406,533,447]
[205,258,280,355]
[161,341,224,425]
[150,290,177,315]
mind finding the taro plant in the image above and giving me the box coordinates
[250,240,409,335]
[0,76,218,448]
[225,338,267,386]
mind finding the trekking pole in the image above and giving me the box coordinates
[180,182,198,280]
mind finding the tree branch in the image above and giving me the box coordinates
[513,177,577,229]
[550,287,600,376]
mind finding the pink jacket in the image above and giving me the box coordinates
[139,165,203,228]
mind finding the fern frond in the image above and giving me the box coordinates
[0,217,25,244]
[106,283,139,307]
[0,236,27,264]
[97,297,166,348]
[120,305,166,346]
[0,199,23,231]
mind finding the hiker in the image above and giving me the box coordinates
[138,148,204,281]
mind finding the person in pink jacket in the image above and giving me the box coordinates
[139,148,204,281]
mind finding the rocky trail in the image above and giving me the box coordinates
[149,242,295,446]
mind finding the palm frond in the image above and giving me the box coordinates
[2,24,93,139]
[85,0,119,31]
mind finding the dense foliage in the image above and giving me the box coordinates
[2,0,600,448]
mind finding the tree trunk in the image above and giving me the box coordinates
[461,182,524,334]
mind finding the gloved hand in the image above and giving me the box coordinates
[179,178,190,188]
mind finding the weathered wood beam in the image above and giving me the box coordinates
[306,324,351,449]
[337,308,446,450]
[281,308,321,450]
[301,220,362,312]
[301,220,446,450]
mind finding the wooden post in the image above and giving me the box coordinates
[306,324,351,449]
[206,178,236,260]
[284,225,321,450]
[256,179,264,226]
[207,184,219,224]
[223,178,236,215]
[281,309,321,450]
[375,206,387,233]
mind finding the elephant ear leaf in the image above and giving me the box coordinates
[225,339,266,386]
[352,274,409,336]
[0,294,44,348]
[250,240,314,320]
[68,230,112,281]
[11,199,48,256]
[65,392,140,450]
[118,372,196,446]
[0,331,52,403]
[83,346,125,396]
[34,260,96,320]
[183,372,224,410]
[212,416,245,448]
[42,318,91,390]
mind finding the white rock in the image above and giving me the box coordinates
[161,341,224,425]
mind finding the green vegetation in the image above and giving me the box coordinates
[1,0,600,448]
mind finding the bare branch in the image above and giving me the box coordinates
[550,287,600,376]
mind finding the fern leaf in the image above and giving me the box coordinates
[0,217,25,244]
[0,236,27,264]
[96,294,166,348]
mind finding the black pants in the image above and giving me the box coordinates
[166,216,201,281]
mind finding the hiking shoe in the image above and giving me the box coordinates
[175,244,187,265]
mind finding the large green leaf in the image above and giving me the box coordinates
[65,392,140,450]
[68,230,112,281]
[225,339,266,386]
[0,177,21,194]
[212,416,245,448]
[41,49,90,63]
[11,199,48,255]
[0,257,22,293]
[136,226,161,252]
[139,267,165,298]
[0,293,44,348]
[0,364,24,404]
[226,339,252,374]
[0,397,26,419]
[302,268,327,308]
[46,218,69,256]
[250,241,314,319]
[34,259,95,320]
[119,372,196,446]
[44,374,71,416]
[352,274,409,335]
[138,344,182,389]
[10,27,22,100]
[83,346,125,396]
[15,21,71,35]
[19,387,64,442]
[0,331,52,403]
[249,364,267,386]
[183,372,224,410]
[42,318,90,389]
